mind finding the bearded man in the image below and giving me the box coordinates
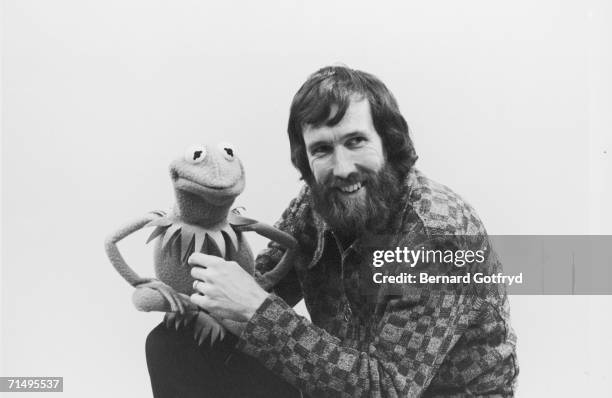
[147,66,518,397]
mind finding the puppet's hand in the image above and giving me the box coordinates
[192,311,226,345]
[163,309,199,330]
[257,248,298,291]
[134,279,189,314]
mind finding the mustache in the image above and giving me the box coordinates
[318,165,374,188]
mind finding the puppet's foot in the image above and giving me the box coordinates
[164,311,198,330]
[135,279,187,314]
[192,311,226,346]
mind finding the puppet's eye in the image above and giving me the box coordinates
[218,142,236,161]
[185,145,207,163]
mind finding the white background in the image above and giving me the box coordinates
[2,0,611,396]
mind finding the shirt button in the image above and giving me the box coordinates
[344,306,352,321]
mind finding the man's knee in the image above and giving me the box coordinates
[146,322,227,397]
[145,323,168,353]
[146,322,219,366]
[145,322,300,398]
[146,323,179,365]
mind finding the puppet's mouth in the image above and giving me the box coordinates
[174,176,235,192]
[174,178,238,207]
[170,170,232,189]
[171,170,243,203]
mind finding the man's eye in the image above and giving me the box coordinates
[346,137,366,148]
[311,146,332,156]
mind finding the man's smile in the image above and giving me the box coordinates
[337,182,363,194]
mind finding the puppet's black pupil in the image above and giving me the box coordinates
[224,148,234,157]
[193,151,202,160]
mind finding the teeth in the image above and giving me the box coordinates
[340,183,362,193]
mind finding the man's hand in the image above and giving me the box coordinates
[189,253,270,323]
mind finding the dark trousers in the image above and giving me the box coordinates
[145,322,301,398]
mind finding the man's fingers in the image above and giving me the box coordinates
[190,293,228,318]
[190,253,228,283]
[190,266,208,281]
[190,294,226,319]
[188,252,223,268]
[190,293,212,310]
[192,280,214,295]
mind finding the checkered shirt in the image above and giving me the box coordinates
[236,168,518,397]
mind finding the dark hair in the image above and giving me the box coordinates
[287,65,418,182]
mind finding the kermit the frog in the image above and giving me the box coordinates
[104,143,296,344]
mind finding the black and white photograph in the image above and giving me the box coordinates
[1,1,611,397]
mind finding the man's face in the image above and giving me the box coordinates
[303,97,384,198]
[303,97,399,235]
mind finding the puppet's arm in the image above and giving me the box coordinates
[255,249,297,291]
[104,212,191,313]
[230,212,298,290]
[145,295,228,344]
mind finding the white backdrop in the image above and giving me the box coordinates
[2,0,611,396]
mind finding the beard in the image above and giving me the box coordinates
[309,163,403,238]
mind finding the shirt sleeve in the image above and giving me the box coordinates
[236,287,482,397]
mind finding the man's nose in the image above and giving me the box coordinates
[331,148,357,179]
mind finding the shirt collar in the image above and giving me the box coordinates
[306,210,331,269]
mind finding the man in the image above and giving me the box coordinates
[147,66,518,397]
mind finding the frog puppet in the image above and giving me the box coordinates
[104,143,297,344]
